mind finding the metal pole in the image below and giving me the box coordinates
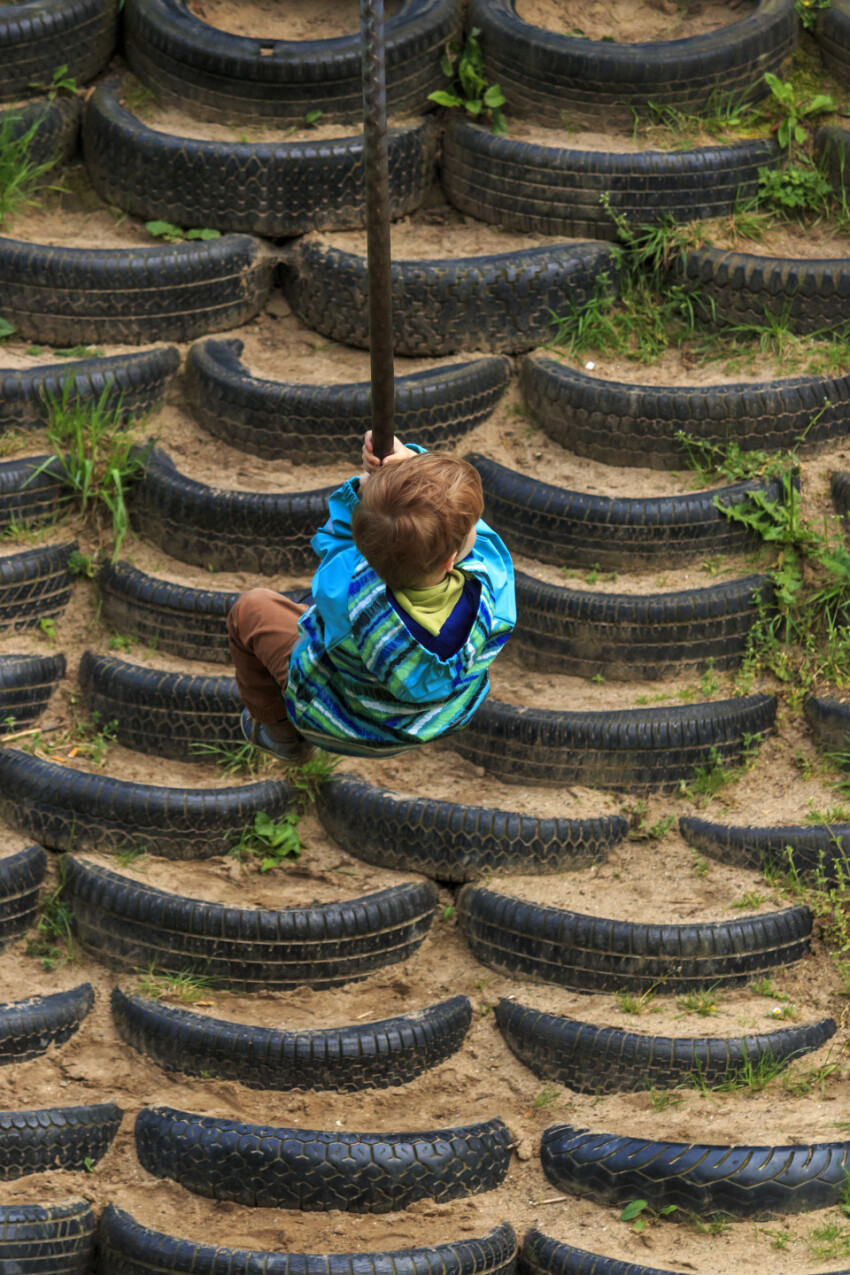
[360,0,395,461]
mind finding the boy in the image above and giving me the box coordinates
[227,433,515,762]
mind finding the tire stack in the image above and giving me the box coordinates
[2,0,850,1271]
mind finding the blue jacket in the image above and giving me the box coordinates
[286,469,516,756]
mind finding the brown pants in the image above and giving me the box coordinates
[227,589,308,724]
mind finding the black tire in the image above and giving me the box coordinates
[520,355,850,470]
[803,692,850,753]
[457,885,811,991]
[0,1199,94,1275]
[0,983,94,1065]
[0,652,65,732]
[0,347,179,433]
[78,650,241,762]
[816,0,850,82]
[0,541,76,632]
[0,0,117,101]
[315,772,628,882]
[0,1102,121,1179]
[0,234,273,346]
[63,855,438,990]
[451,693,776,791]
[123,0,459,124]
[520,1228,681,1275]
[281,238,618,356]
[470,0,798,124]
[0,95,81,169]
[833,468,850,518]
[131,446,330,574]
[512,571,772,680]
[540,1122,850,1218]
[443,120,780,238]
[0,455,71,531]
[84,81,437,236]
[468,453,787,569]
[495,999,836,1094]
[109,1207,518,1275]
[674,245,850,334]
[0,748,291,860]
[99,1206,517,1275]
[185,337,512,461]
[135,1104,512,1211]
[112,986,472,1090]
[98,560,237,662]
[0,844,46,947]
[681,812,850,881]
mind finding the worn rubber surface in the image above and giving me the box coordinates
[185,337,512,461]
[450,693,776,791]
[316,772,627,882]
[833,468,850,519]
[816,0,850,82]
[0,233,273,345]
[112,986,471,1090]
[99,561,235,662]
[0,347,179,433]
[470,0,797,123]
[124,0,459,124]
[131,446,329,573]
[0,1102,121,1179]
[457,885,811,991]
[0,748,290,859]
[281,237,618,356]
[443,120,780,238]
[0,95,81,168]
[804,692,850,752]
[0,844,46,947]
[84,81,437,235]
[0,0,117,100]
[468,454,784,569]
[540,1122,850,1218]
[495,999,836,1093]
[99,1205,517,1275]
[0,454,71,530]
[681,813,850,880]
[0,1198,94,1275]
[0,984,94,1065]
[0,541,75,632]
[0,652,65,732]
[520,1228,684,1275]
[79,650,241,761]
[512,571,771,680]
[64,855,438,990]
[521,355,850,470]
[674,245,850,333]
[135,1105,512,1211]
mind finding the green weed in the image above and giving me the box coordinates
[614,985,660,1014]
[428,28,507,133]
[144,220,221,243]
[677,986,721,1017]
[27,381,151,559]
[533,1087,561,1110]
[137,968,215,1003]
[229,810,303,872]
[624,799,675,842]
[190,738,273,777]
[28,64,77,99]
[25,863,75,971]
[0,112,58,227]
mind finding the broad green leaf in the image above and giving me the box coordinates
[484,84,506,108]
[304,109,323,125]
[427,90,462,107]
[145,219,182,238]
[619,1200,648,1221]
[465,99,483,114]
[186,227,221,240]
[440,52,453,77]
[0,317,15,339]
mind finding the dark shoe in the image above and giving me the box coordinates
[240,708,314,766]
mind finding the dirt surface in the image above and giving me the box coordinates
[5,24,850,1275]
[186,0,401,42]
[514,0,756,42]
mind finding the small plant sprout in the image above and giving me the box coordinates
[229,810,303,871]
[677,986,721,1017]
[25,863,76,971]
[533,1087,560,1110]
[28,64,77,99]
[619,1199,678,1234]
[137,968,215,1003]
[429,29,507,133]
[614,984,660,1015]
[0,112,59,228]
[144,220,221,243]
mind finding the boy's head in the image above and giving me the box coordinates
[352,453,483,591]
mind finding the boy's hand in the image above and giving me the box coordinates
[362,430,417,472]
